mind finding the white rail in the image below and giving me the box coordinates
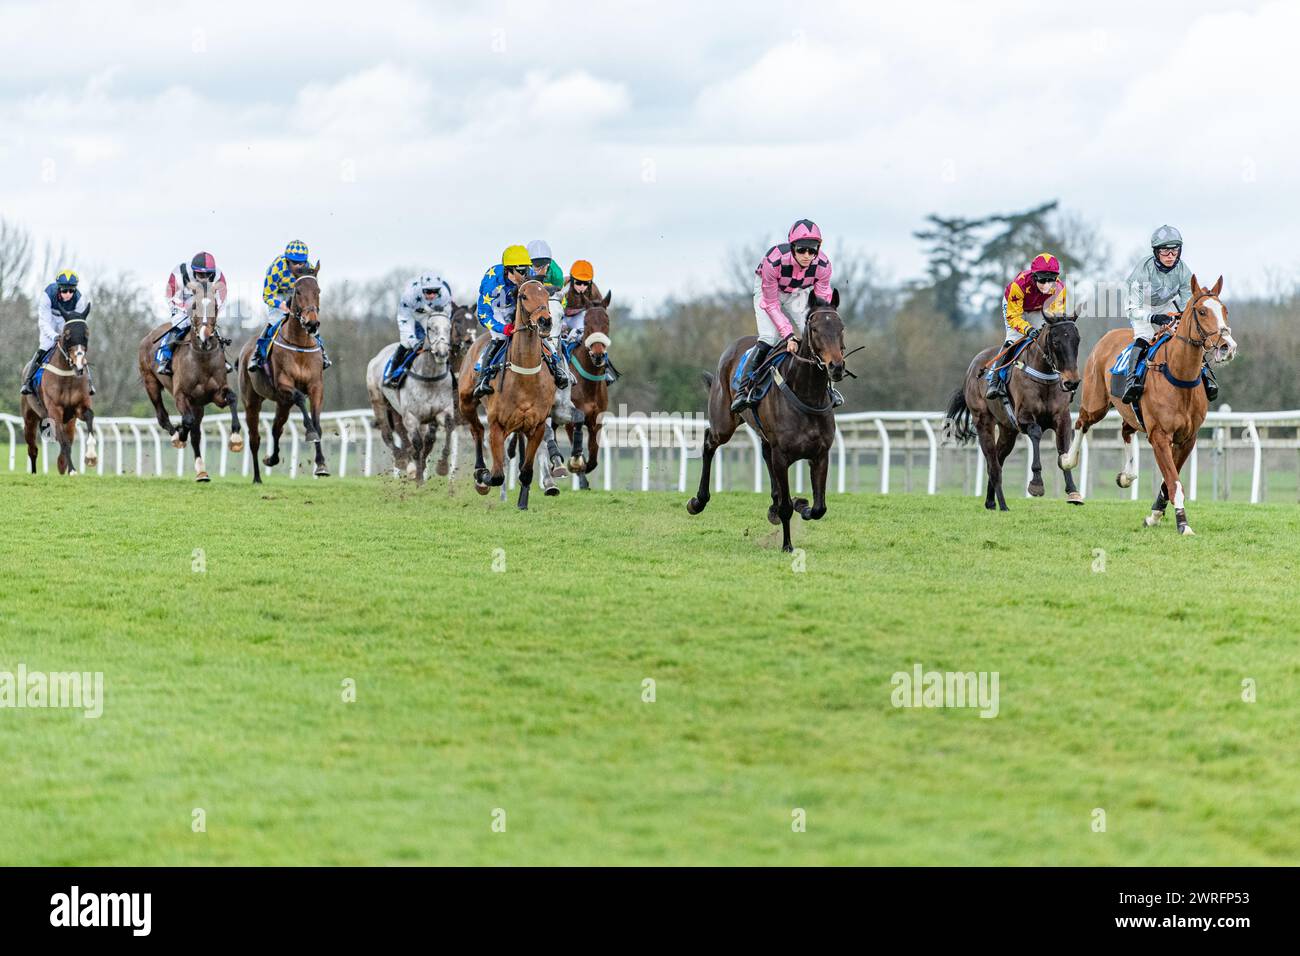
[2,408,1295,503]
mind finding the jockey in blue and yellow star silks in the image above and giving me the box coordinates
[249,240,331,373]
[984,252,1067,400]
[471,245,569,396]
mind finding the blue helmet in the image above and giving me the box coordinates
[284,240,310,263]
[55,269,79,289]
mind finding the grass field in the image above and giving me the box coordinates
[1,471,1297,866]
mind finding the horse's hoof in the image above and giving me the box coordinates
[686,497,704,515]
[405,462,417,479]
[782,544,794,554]
[1066,491,1083,505]
[435,461,449,477]
[1144,511,1163,527]
[549,459,569,479]
[1180,525,1196,536]
[195,472,210,483]
[568,456,585,473]
[474,482,489,496]
[84,455,98,469]
[314,467,330,478]
[1116,472,1133,488]
[1028,481,1045,497]
[488,474,505,487]
[263,455,278,468]
[768,506,781,525]
[229,434,244,453]
[544,486,560,497]
[170,436,185,450]
[985,500,996,510]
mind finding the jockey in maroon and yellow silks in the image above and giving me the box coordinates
[1002,253,1067,339]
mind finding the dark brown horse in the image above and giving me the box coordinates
[563,289,613,489]
[687,291,847,553]
[22,317,96,474]
[943,311,1082,510]
[138,279,242,482]
[456,280,556,509]
[1061,275,1235,535]
[238,268,328,482]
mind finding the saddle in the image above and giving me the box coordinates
[732,344,788,403]
[1108,333,1171,400]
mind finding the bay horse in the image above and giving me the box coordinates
[456,279,556,509]
[687,291,847,553]
[238,267,329,483]
[563,289,613,489]
[365,309,455,484]
[1061,275,1235,535]
[943,311,1082,510]
[22,317,97,475]
[138,279,243,482]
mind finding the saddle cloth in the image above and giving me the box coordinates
[732,345,789,401]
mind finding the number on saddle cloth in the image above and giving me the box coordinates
[731,345,787,400]
[1109,333,1169,377]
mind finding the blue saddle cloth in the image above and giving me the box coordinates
[31,347,55,389]
[994,336,1034,382]
[732,346,788,400]
[256,320,284,362]
[382,326,426,382]
[1110,333,1171,377]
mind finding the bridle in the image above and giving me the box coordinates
[1026,318,1076,383]
[788,307,856,379]
[1170,293,1231,352]
[289,278,320,333]
[54,318,89,374]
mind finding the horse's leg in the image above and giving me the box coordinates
[992,425,1018,511]
[217,385,243,452]
[435,410,453,477]
[975,417,1000,510]
[544,417,566,476]
[1061,365,1110,471]
[244,389,264,483]
[568,408,586,473]
[1025,422,1045,497]
[190,405,209,481]
[175,393,195,456]
[585,417,601,475]
[1172,438,1197,535]
[468,402,490,491]
[687,423,731,515]
[487,419,507,487]
[763,441,781,524]
[405,414,426,486]
[23,408,38,474]
[81,406,98,470]
[307,381,328,477]
[800,449,829,520]
[265,402,290,468]
[517,422,547,510]
[56,406,75,475]
[1116,422,1139,488]
[1053,409,1082,503]
[143,371,176,441]
[771,447,796,553]
[1147,429,1190,534]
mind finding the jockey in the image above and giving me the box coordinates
[22,269,93,396]
[249,240,331,374]
[560,259,602,344]
[984,253,1067,400]
[526,239,565,291]
[1120,225,1216,403]
[384,272,455,387]
[471,245,569,398]
[731,219,838,414]
[155,252,230,375]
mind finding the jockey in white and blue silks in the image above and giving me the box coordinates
[23,269,93,395]
[383,272,454,387]
[1119,225,1217,404]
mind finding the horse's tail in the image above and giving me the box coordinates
[942,388,974,445]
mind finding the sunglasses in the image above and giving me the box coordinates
[572,280,590,286]
[1034,274,1058,284]
[1156,245,1180,253]
[793,245,819,256]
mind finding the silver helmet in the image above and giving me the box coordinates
[1150,225,1183,249]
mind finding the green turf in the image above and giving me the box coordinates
[1,472,1296,866]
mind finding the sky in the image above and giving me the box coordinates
[1,0,1296,319]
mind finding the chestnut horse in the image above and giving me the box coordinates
[456,280,556,509]
[943,311,1082,510]
[563,290,614,489]
[22,317,96,475]
[238,268,329,483]
[687,291,847,553]
[138,279,243,482]
[1061,275,1236,535]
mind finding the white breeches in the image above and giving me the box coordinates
[752,275,810,346]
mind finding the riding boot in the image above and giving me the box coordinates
[473,338,507,398]
[730,341,772,414]
[20,348,42,395]
[830,386,845,409]
[544,347,571,389]
[317,334,332,370]
[1202,363,1219,401]
[984,367,1008,401]
[155,331,175,376]
[249,324,274,374]
[1121,338,1151,405]
[384,344,412,387]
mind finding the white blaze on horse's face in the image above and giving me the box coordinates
[72,345,86,371]
[1202,296,1236,362]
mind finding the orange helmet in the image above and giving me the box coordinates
[569,260,594,282]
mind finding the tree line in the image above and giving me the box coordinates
[3,204,1297,420]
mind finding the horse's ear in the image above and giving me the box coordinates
[1210,275,1223,296]
[601,290,611,308]
[830,288,840,309]
[1191,274,1202,299]
[309,260,321,276]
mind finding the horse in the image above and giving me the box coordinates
[238,267,329,483]
[942,311,1082,510]
[22,317,97,475]
[137,279,243,482]
[366,308,455,484]
[686,291,847,553]
[455,279,556,510]
[1060,275,1236,535]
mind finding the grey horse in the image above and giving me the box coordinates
[366,310,456,484]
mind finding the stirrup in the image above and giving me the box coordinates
[830,387,845,408]
[730,385,752,414]
[1122,380,1144,405]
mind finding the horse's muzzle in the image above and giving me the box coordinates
[829,361,846,382]
[305,320,320,335]
[1062,378,1079,393]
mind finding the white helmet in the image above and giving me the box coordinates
[526,240,552,261]
[1150,225,1183,249]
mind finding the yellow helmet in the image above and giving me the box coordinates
[502,245,531,268]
